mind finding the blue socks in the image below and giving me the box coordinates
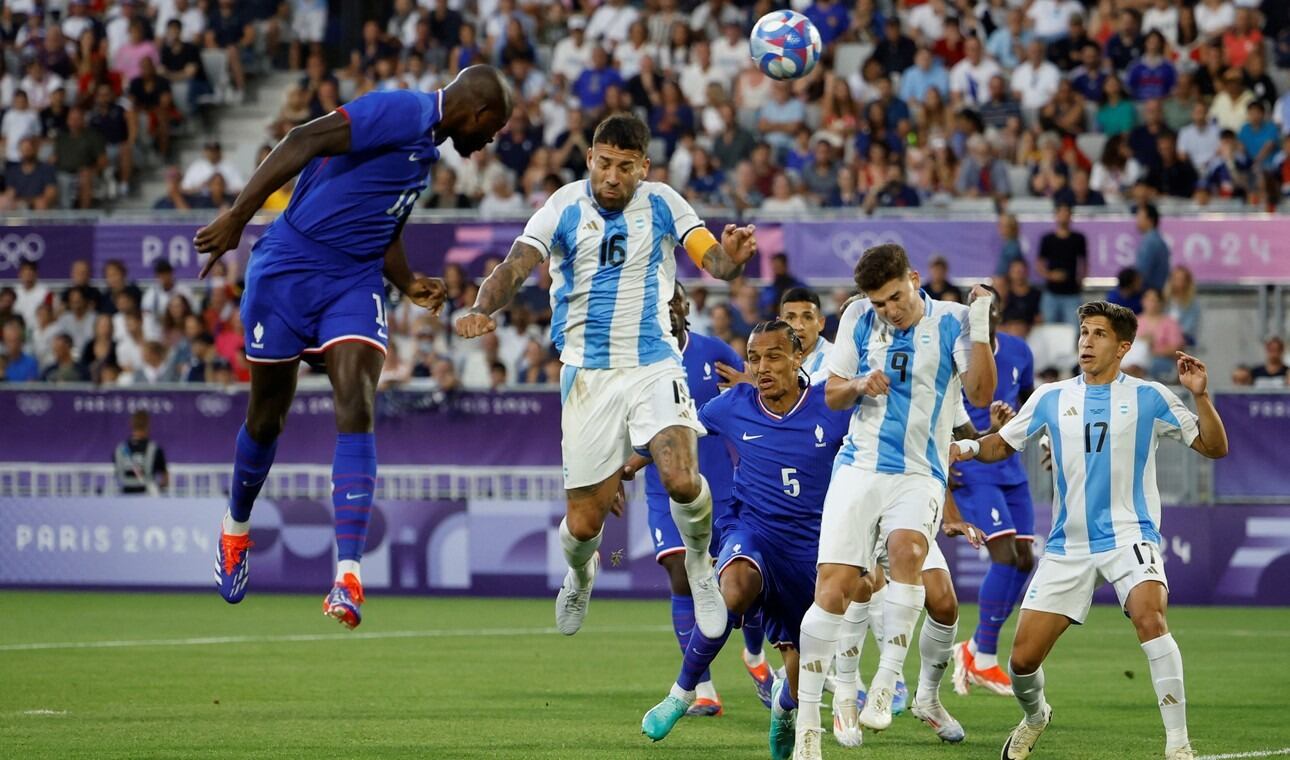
[671,594,711,685]
[777,681,798,712]
[677,610,740,692]
[975,563,1030,655]
[742,608,765,657]
[229,424,277,523]
[332,433,377,563]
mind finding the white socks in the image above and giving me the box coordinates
[970,637,1000,670]
[917,615,957,704]
[870,584,887,657]
[873,582,924,693]
[797,603,844,730]
[1143,633,1189,752]
[222,512,250,536]
[559,517,602,587]
[1010,663,1049,725]
[669,476,714,577]
[834,600,869,702]
[669,682,695,703]
[696,680,717,701]
[335,559,361,584]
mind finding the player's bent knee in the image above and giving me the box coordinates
[246,416,285,443]
[662,468,702,504]
[1131,610,1169,642]
[719,560,762,613]
[564,509,605,541]
[1009,652,1043,676]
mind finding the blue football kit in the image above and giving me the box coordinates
[241,89,444,362]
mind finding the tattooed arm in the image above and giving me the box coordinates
[454,241,544,339]
[691,223,758,281]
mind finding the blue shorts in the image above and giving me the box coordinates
[716,528,816,649]
[241,244,389,364]
[954,481,1035,542]
[646,492,734,561]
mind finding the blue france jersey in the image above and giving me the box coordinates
[517,180,708,369]
[829,293,974,485]
[699,383,851,556]
[258,90,443,274]
[956,333,1034,486]
[998,373,1199,556]
[644,331,742,506]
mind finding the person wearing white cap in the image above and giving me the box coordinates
[552,15,594,83]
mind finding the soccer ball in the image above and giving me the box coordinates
[749,10,823,81]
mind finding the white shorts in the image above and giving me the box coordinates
[1021,541,1169,624]
[292,8,326,42]
[559,360,704,489]
[818,468,944,570]
[874,534,948,574]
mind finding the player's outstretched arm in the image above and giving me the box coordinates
[961,285,998,407]
[454,241,543,339]
[950,433,1015,465]
[1177,351,1229,459]
[941,490,984,548]
[697,224,757,281]
[194,112,352,276]
[383,237,447,314]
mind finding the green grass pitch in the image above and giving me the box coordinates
[1,591,1287,759]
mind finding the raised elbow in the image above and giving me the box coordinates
[966,387,993,409]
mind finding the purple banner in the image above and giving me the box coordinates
[5,217,1287,284]
[1213,394,1290,500]
[3,496,1287,605]
[0,388,561,466]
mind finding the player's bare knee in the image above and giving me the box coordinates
[245,415,284,443]
[564,510,604,542]
[886,536,927,581]
[662,467,702,504]
[1009,651,1042,677]
[719,561,761,613]
[925,588,958,625]
[1131,609,1169,642]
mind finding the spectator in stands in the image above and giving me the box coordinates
[922,255,964,302]
[1051,12,1093,71]
[1178,101,1222,172]
[181,140,244,196]
[1239,101,1280,173]
[0,318,39,382]
[206,0,254,97]
[42,333,88,383]
[424,166,471,209]
[900,47,949,105]
[1197,129,1252,201]
[826,165,863,208]
[1209,68,1255,132]
[114,19,160,85]
[141,260,195,322]
[1128,99,1172,172]
[1011,40,1061,111]
[994,213,1023,287]
[12,260,50,328]
[1039,79,1089,138]
[1221,6,1260,68]
[40,87,70,140]
[1243,49,1276,111]
[123,341,177,385]
[1146,133,1201,199]
[1164,73,1201,132]
[1028,132,1070,198]
[1166,265,1201,347]
[89,83,134,193]
[183,333,217,382]
[980,74,1021,131]
[1096,75,1137,136]
[128,57,177,160]
[1134,202,1171,293]
[1090,134,1143,202]
[863,161,921,211]
[1055,167,1108,206]
[0,289,15,323]
[986,8,1026,70]
[574,45,624,113]
[113,411,168,494]
[57,286,97,353]
[760,173,808,214]
[1126,31,1176,101]
[1105,8,1145,72]
[1232,336,1288,388]
[758,81,807,157]
[1028,0,1084,44]
[1070,41,1110,103]
[1136,288,1186,380]
[949,35,1001,108]
[1036,201,1087,325]
[478,173,527,218]
[1107,267,1145,313]
[53,106,107,209]
[1000,258,1042,336]
[760,253,806,320]
[1,90,41,165]
[874,17,917,75]
[955,134,1010,200]
[19,61,63,112]
[0,137,57,211]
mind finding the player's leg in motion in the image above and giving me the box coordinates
[642,555,759,741]
[555,474,619,635]
[857,528,927,732]
[658,552,722,716]
[796,563,862,758]
[652,425,726,639]
[215,360,300,603]
[910,568,965,743]
[1126,581,1192,759]
[772,646,802,760]
[1000,610,1067,760]
[742,607,772,706]
[829,571,873,747]
[319,342,385,629]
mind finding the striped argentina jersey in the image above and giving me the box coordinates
[803,336,833,385]
[517,180,706,369]
[828,293,973,484]
[997,373,1199,556]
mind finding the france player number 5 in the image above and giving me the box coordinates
[781,467,800,497]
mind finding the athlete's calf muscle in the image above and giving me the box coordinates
[649,425,701,502]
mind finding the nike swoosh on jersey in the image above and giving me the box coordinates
[346,492,369,500]
[742,433,764,441]
[408,153,419,161]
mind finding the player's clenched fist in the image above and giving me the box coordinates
[854,369,890,397]
[407,277,448,315]
[721,223,758,265]
[454,309,497,339]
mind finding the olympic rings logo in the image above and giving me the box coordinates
[829,230,905,264]
[0,234,46,271]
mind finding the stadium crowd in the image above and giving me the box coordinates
[0,0,1287,211]
[1,0,1287,389]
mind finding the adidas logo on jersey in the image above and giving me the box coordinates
[582,220,601,232]
[1063,406,1079,417]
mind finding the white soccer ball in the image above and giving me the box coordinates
[749,10,823,81]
